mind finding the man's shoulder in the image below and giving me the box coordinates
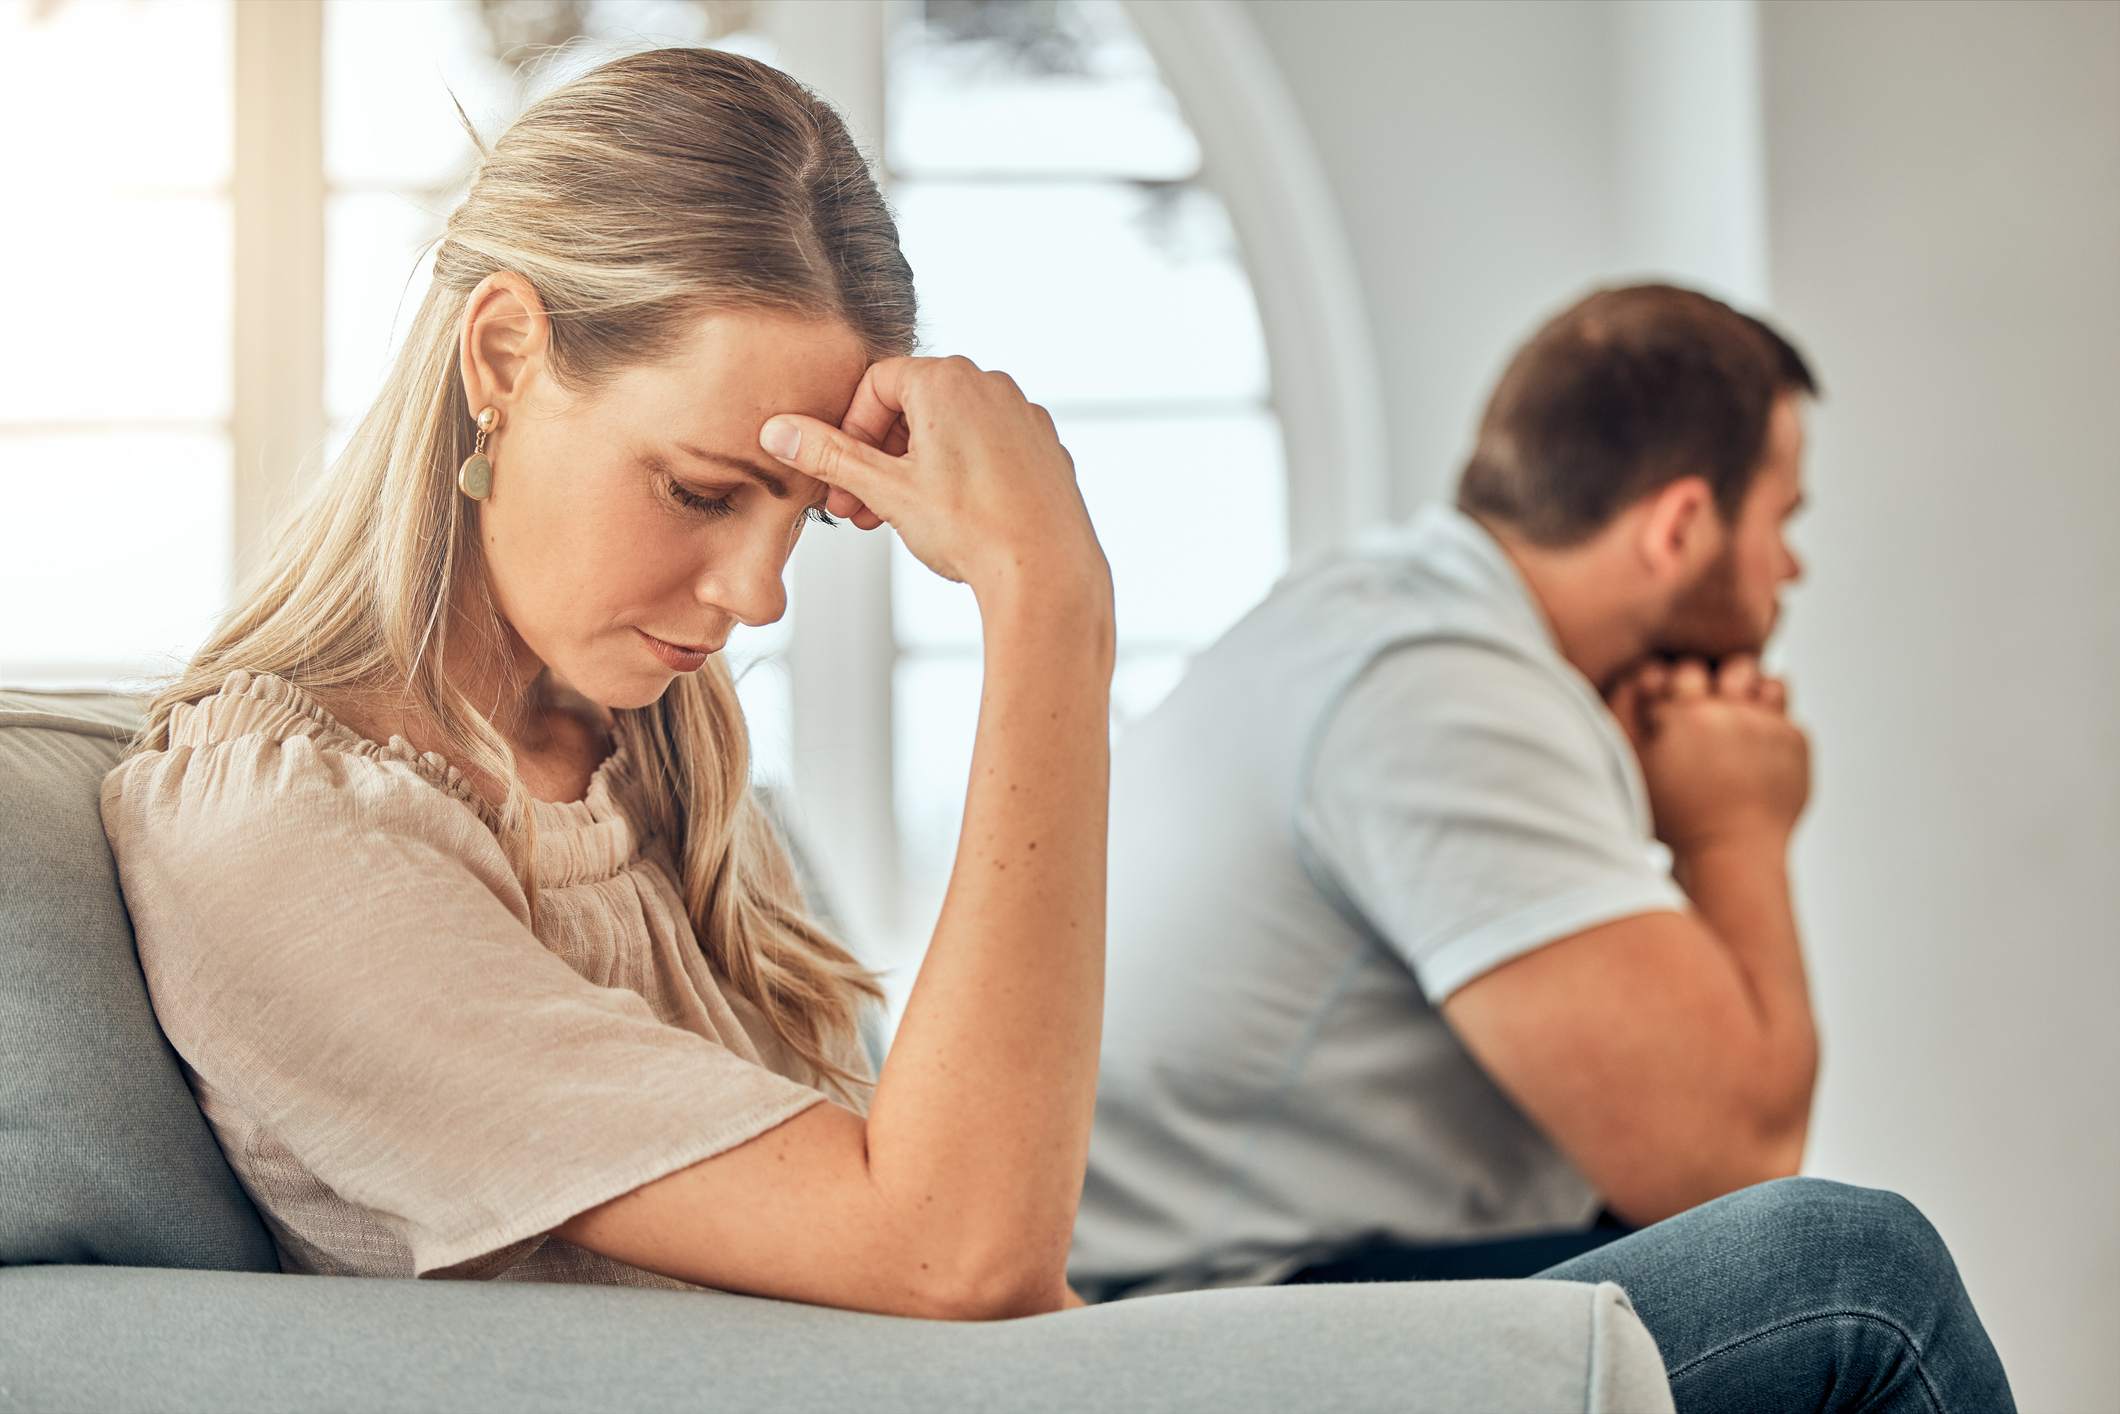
[1225,507,1543,664]
[1352,633,1573,710]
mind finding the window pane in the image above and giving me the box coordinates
[0,0,232,193]
[326,192,444,424]
[1111,650,1190,732]
[325,0,514,191]
[893,536,981,652]
[0,431,231,679]
[891,406,1286,916]
[894,411,1287,653]
[891,645,1219,907]
[733,654,794,790]
[890,0,1197,180]
[886,0,1287,976]
[0,197,232,425]
[895,180,1267,407]
[1,2,233,686]
[893,651,984,896]
[325,0,770,191]
[323,0,505,432]
[725,616,793,788]
[1063,410,1287,645]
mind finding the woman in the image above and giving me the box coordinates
[106,44,2011,1410]
[106,47,1108,1318]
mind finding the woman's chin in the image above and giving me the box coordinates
[556,661,682,714]
[613,676,684,712]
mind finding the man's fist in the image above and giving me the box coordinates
[1609,656,1810,856]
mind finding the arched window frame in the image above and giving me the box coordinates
[1120,0,1388,559]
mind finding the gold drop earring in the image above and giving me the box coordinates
[458,407,499,500]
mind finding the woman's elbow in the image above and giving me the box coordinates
[899,1244,1076,1322]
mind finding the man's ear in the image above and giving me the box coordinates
[458,272,551,415]
[1636,476,1725,588]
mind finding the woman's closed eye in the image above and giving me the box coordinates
[666,477,738,519]
[663,475,837,526]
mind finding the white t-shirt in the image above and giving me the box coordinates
[1070,504,1686,1295]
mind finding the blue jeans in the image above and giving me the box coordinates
[1551,1179,2012,1413]
[1294,1178,2014,1413]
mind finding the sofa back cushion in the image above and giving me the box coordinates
[0,690,277,1271]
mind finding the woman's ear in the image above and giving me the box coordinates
[458,272,552,415]
[1636,475,1726,588]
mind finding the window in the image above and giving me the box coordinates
[883,1,1285,1001]
[322,1,509,459]
[0,0,235,687]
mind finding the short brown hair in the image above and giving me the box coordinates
[1456,285,1815,546]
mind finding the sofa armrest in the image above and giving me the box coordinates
[0,1265,1670,1413]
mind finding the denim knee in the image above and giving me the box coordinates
[1733,1177,1957,1307]
[1542,1177,2011,1412]
[1660,1178,2007,1412]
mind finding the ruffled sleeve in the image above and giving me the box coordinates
[102,673,827,1276]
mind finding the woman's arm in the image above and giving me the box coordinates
[557,357,1114,1319]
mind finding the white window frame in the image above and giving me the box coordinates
[1121,0,1386,559]
[231,0,328,591]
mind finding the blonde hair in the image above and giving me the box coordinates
[144,48,913,1088]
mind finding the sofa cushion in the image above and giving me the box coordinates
[0,1265,1675,1413]
[0,690,277,1272]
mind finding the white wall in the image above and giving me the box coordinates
[1610,0,1767,309]
[1243,0,1617,515]
[1124,0,1389,555]
[1764,5,2120,1408]
[1242,0,1764,515]
[1238,1,2120,1405]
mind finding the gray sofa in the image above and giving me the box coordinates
[0,688,1675,1413]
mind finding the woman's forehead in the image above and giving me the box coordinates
[625,310,867,420]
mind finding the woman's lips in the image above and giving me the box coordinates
[635,629,712,673]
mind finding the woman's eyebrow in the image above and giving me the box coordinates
[671,442,792,499]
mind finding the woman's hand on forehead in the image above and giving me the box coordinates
[759,354,1107,605]
[810,361,914,528]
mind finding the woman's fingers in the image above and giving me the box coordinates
[821,485,883,530]
[787,352,1104,598]
[760,413,904,519]
[770,358,936,530]
[838,357,921,449]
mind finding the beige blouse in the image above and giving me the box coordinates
[102,670,867,1287]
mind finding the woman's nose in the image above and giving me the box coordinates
[699,522,794,628]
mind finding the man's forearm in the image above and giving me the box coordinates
[1675,835,1818,1147]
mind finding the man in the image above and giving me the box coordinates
[1071,285,1820,1298]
